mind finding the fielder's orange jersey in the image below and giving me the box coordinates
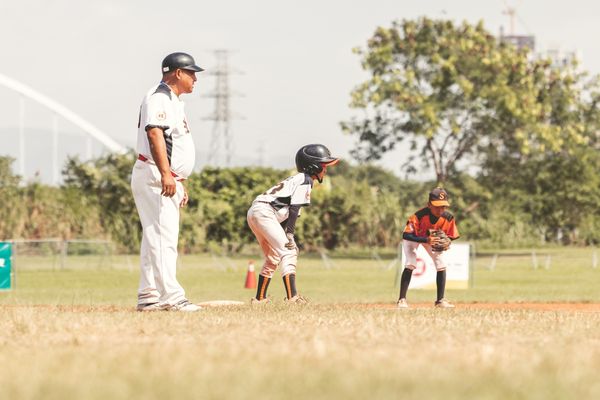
[404,207,460,239]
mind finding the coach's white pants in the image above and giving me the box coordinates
[131,160,186,306]
[247,202,298,278]
[402,240,447,271]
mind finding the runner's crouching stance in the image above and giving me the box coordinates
[247,144,338,304]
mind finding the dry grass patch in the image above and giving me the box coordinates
[2,305,600,400]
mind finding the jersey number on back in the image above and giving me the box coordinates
[265,182,284,195]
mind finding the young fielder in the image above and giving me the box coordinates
[397,187,460,309]
[247,144,338,304]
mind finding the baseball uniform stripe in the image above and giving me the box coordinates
[284,274,292,299]
[258,276,270,300]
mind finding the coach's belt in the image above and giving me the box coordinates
[137,154,186,181]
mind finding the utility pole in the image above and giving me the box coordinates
[203,49,242,167]
[52,114,58,185]
[18,96,25,177]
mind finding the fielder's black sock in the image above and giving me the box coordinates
[283,273,298,299]
[399,268,413,300]
[256,275,271,300]
[436,270,447,302]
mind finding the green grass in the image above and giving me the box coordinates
[2,248,600,305]
[1,249,600,400]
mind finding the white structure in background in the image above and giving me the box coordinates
[499,1,535,51]
[0,72,127,184]
[541,48,578,69]
[498,2,578,71]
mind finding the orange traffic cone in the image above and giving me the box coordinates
[244,260,257,289]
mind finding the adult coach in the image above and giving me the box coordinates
[131,52,203,312]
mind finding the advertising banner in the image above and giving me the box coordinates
[0,242,12,290]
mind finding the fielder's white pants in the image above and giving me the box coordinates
[402,240,447,271]
[247,202,298,278]
[131,160,186,306]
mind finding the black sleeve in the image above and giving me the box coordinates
[145,124,169,132]
[403,232,428,243]
[284,205,301,235]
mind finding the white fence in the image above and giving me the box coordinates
[9,238,113,270]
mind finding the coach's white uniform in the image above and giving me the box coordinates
[131,82,195,307]
[247,173,312,278]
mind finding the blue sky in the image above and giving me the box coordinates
[1,0,598,182]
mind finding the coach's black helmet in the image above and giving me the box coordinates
[295,144,339,182]
[162,52,204,73]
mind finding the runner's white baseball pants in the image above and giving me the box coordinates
[247,202,298,278]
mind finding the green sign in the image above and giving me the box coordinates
[0,242,11,289]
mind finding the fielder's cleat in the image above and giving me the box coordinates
[250,297,272,305]
[285,295,309,305]
[397,298,409,309]
[164,299,202,312]
[435,298,455,308]
[136,302,162,312]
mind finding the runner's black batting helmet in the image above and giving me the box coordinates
[162,52,204,73]
[295,144,339,182]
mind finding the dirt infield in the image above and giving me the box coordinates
[2,302,600,313]
[353,302,600,312]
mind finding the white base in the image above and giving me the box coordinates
[196,300,246,307]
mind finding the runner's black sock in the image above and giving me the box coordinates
[436,270,446,302]
[256,275,271,300]
[283,273,297,299]
[399,268,413,300]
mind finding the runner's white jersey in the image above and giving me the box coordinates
[254,172,313,222]
[136,82,195,178]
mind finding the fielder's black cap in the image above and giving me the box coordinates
[161,52,204,73]
[429,187,450,207]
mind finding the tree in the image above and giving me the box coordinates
[342,18,592,184]
[188,167,287,252]
[0,157,24,239]
[62,152,141,252]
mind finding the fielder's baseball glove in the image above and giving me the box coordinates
[428,229,451,252]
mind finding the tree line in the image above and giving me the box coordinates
[1,150,599,254]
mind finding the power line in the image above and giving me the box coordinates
[203,49,243,167]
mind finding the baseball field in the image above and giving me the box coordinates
[2,248,600,400]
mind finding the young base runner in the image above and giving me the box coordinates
[247,144,338,304]
[397,187,460,309]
